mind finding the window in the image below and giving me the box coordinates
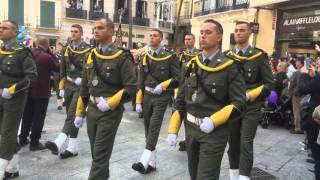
[92,0,104,12]
[136,0,147,18]
[66,0,83,10]
[40,1,55,28]
[159,1,171,22]
[9,0,24,25]
[183,2,190,18]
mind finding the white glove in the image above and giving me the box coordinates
[153,84,163,95]
[136,103,143,113]
[59,89,65,98]
[1,88,12,99]
[200,117,215,134]
[74,77,82,86]
[167,134,177,146]
[97,96,110,112]
[246,93,250,102]
[74,116,84,128]
[174,93,178,100]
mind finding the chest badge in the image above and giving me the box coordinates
[70,64,75,70]
[92,79,99,86]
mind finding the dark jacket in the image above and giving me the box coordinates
[30,47,60,98]
[299,73,320,110]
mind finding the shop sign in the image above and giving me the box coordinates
[280,15,320,33]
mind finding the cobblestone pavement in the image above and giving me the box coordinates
[15,97,314,180]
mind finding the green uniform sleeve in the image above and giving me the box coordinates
[120,52,137,102]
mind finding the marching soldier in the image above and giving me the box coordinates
[0,20,37,179]
[167,19,246,180]
[177,33,200,151]
[74,18,136,179]
[225,21,274,180]
[132,29,180,174]
[45,24,91,159]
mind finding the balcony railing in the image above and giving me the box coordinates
[113,16,150,27]
[89,11,108,20]
[158,21,172,29]
[194,0,249,17]
[66,8,87,19]
[133,17,150,26]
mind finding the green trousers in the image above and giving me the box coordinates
[62,87,79,138]
[86,101,124,180]
[228,101,263,176]
[143,92,170,151]
[0,92,27,160]
[185,121,229,180]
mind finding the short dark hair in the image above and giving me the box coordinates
[185,32,195,39]
[236,21,251,30]
[2,20,19,32]
[203,19,223,34]
[71,24,83,33]
[151,28,163,38]
[296,56,305,65]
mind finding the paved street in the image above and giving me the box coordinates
[16,97,315,180]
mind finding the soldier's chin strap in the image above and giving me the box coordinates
[168,110,184,134]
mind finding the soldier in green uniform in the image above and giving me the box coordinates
[132,29,180,174]
[225,21,274,180]
[0,20,37,179]
[74,18,136,180]
[177,32,200,151]
[45,24,91,159]
[167,19,246,180]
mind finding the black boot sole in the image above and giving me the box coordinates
[45,141,58,155]
[59,150,78,159]
[132,162,146,174]
[4,171,19,179]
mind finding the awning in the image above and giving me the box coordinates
[250,0,289,8]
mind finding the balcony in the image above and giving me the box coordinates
[194,0,249,17]
[158,21,172,29]
[66,8,87,19]
[133,17,150,26]
[113,16,150,27]
[89,11,108,20]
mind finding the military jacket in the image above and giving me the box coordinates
[137,47,180,91]
[175,51,246,118]
[0,42,37,95]
[80,43,136,99]
[61,41,90,89]
[225,46,274,91]
[179,48,201,65]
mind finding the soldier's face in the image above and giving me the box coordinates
[149,31,162,48]
[234,24,252,44]
[94,19,113,43]
[70,27,83,42]
[199,23,222,50]
[184,35,195,48]
[0,22,17,42]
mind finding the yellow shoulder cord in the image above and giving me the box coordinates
[86,48,124,64]
[195,56,233,72]
[226,51,263,61]
[64,46,91,57]
[0,48,23,55]
[142,52,172,66]
[136,89,143,104]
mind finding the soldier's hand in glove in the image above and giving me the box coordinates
[246,93,250,102]
[200,117,215,133]
[97,96,110,112]
[153,84,163,95]
[313,105,320,124]
[2,88,12,99]
[74,116,84,128]
[167,134,177,146]
[74,77,82,86]
[136,103,143,113]
[59,89,65,98]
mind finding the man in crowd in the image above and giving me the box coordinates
[225,21,274,180]
[0,20,37,179]
[74,17,136,179]
[19,37,60,151]
[45,24,91,159]
[132,29,180,174]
